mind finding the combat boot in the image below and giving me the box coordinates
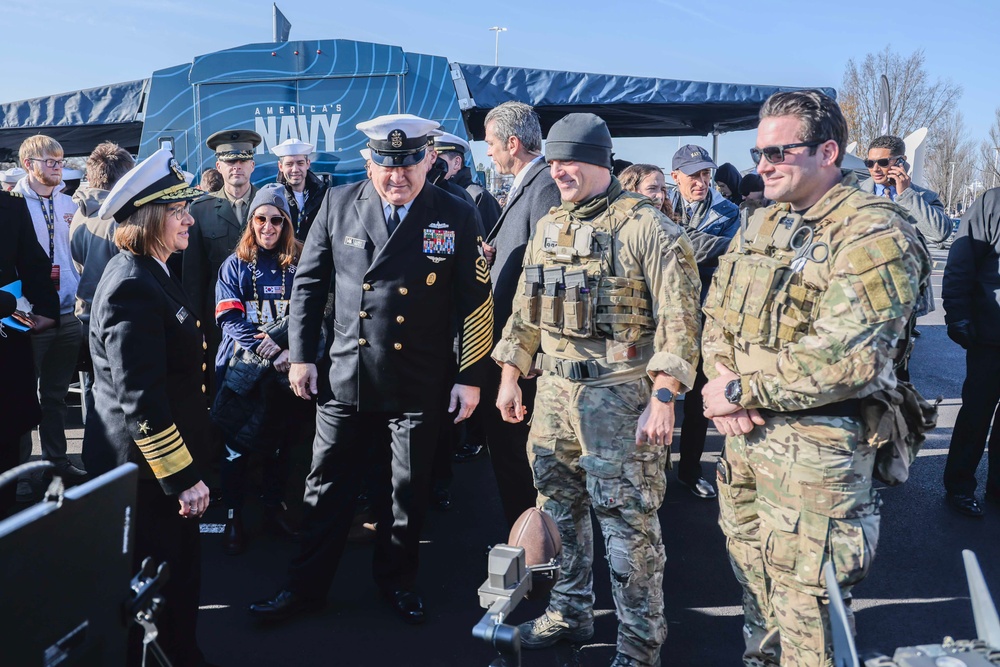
[518,611,593,649]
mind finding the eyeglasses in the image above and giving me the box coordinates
[253,215,284,227]
[749,141,823,165]
[863,157,900,169]
[29,158,66,169]
[166,203,190,220]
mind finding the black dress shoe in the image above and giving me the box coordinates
[249,589,324,622]
[678,476,717,500]
[52,463,88,479]
[452,442,484,463]
[223,512,246,555]
[382,589,425,625]
[262,502,301,541]
[430,488,451,511]
[947,493,984,517]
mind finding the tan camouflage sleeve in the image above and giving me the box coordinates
[701,237,742,382]
[741,218,931,411]
[491,233,542,377]
[641,215,701,392]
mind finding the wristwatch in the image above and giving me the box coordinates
[655,387,675,403]
[724,379,743,405]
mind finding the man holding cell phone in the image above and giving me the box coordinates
[859,134,953,379]
[860,135,952,243]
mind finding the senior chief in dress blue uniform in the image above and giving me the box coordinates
[82,149,216,667]
[250,114,494,625]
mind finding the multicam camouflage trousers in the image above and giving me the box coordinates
[716,413,881,667]
[527,373,668,666]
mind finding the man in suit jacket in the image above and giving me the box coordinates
[182,129,261,394]
[482,101,562,528]
[859,134,952,311]
[860,134,953,381]
[250,114,493,625]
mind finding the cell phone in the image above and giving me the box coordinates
[888,157,909,186]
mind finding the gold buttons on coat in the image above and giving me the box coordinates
[398,287,408,295]
[360,311,368,319]
[196,319,201,328]
[201,384,207,393]
[359,338,367,346]
[202,363,207,371]
[202,341,208,350]
[396,315,405,324]
[363,282,372,291]
[393,343,402,350]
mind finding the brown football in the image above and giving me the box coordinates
[508,507,561,568]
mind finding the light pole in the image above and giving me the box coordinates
[489,26,507,66]
[948,161,956,215]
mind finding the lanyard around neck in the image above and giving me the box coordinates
[37,196,56,258]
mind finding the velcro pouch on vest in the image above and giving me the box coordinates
[541,266,564,327]
[843,233,911,324]
[522,264,543,325]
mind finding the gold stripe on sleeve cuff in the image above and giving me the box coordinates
[135,423,194,479]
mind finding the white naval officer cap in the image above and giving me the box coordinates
[99,148,203,222]
[2,167,26,184]
[359,148,372,162]
[271,137,315,158]
[434,132,471,155]
[356,114,441,167]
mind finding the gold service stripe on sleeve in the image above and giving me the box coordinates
[134,423,194,479]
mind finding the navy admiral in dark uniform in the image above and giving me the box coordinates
[82,149,217,667]
[183,129,261,394]
[271,137,328,241]
[250,114,494,625]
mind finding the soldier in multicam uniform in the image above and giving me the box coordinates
[701,90,931,667]
[493,113,701,667]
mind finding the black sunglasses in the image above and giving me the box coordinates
[863,157,901,169]
[253,215,284,227]
[750,141,823,165]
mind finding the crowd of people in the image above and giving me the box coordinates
[0,86,996,667]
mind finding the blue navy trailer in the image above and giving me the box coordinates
[138,39,467,185]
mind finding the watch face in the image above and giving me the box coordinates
[724,379,741,404]
[656,387,674,403]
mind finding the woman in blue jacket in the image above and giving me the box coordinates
[214,184,305,554]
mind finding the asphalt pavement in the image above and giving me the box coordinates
[22,244,1000,666]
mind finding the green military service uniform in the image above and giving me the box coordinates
[493,176,701,665]
[182,129,261,396]
[702,172,931,666]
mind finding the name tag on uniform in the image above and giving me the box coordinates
[423,229,456,255]
[176,307,189,323]
[344,236,367,249]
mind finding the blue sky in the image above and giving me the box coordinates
[5,0,998,176]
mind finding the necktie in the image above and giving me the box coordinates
[883,188,893,200]
[387,205,401,234]
[234,199,245,224]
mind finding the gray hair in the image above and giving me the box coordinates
[484,101,542,152]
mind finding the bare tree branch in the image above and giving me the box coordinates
[841,46,962,156]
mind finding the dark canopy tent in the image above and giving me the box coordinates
[0,80,147,161]
[451,63,837,140]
